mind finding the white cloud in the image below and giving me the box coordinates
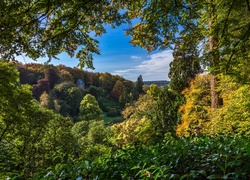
[113,50,173,81]
[131,55,142,59]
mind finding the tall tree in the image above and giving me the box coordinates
[17,64,30,84]
[168,36,201,94]
[135,75,144,94]
[150,86,182,136]
[118,0,250,108]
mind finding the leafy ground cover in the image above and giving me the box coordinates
[34,135,250,180]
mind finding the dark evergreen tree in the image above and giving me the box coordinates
[135,75,144,94]
[168,36,201,94]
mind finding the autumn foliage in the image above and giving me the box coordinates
[176,75,211,136]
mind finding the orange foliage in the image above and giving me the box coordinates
[176,74,211,137]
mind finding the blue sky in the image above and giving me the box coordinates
[17,25,173,81]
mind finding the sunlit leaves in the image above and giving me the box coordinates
[208,78,250,137]
[79,94,103,121]
[177,74,211,136]
[0,61,78,178]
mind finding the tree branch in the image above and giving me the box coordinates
[222,0,236,37]
[0,126,8,143]
[225,23,250,72]
[246,0,250,11]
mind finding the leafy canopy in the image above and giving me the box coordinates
[0,0,124,68]
[79,94,103,121]
[120,0,250,76]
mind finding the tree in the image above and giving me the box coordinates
[153,86,182,137]
[176,75,211,137]
[44,68,59,89]
[66,87,83,117]
[206,75,250,136]
[53,81,75,99]
[113,94,156,147]
[135,75,144,94]
[111,80,125,101]
[0,61,33,143]
[147,84,160,96]
[60,68,74,82]
[99,72,115,93]
[72,121,90,141]
[119,0,250,108]
[87,120,109,145]
[32,78,50,100]
[53,82,83,118]
[54,99,71,117]
[40,91,55,110]
[119,91,133,108]
[72,67,85,83]
[0,1,125,68]
[79,94,103,121]
[114,86,182,146]
[73,120,111,159]
[168,36,201,94]
[88,85,99,98]
[42,114,76,160]
[0,61,77,178]
[123,80,135,94]
[17,64,30,84]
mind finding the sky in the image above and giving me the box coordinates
[17,25,173,82]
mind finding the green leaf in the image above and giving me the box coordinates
[207,174,223,179]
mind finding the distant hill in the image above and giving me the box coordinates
[143,80,169,87]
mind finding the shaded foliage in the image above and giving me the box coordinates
[44,68,59,89]
[32,78,50,100]
[34,136,250,180]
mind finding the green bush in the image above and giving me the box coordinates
[35,136,250,180]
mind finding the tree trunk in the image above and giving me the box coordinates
[209,1,220,109]
[210,75,219,108]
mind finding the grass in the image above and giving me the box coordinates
[103,114,124,125]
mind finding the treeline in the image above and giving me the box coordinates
[143,80,169,87]
[16,62,145,123]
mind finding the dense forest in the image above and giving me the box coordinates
[1,0,250,179]
[16,62,146,123]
